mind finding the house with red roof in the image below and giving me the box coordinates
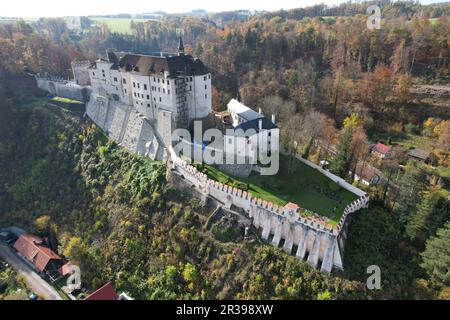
[85,283,119,300]
[371,142,391,159]
[13,234,63,274]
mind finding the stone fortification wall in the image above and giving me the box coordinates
[35,77,90,102]
[86,94,162,161]
[168,148,370,272]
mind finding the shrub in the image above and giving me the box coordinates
[405,123,420,135]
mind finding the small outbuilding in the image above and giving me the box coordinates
[407,149,430,162]
[371,142,391,159]
[85,283,119,300]
[13,234,63,274]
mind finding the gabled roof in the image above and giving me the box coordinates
[85,283,119,301]
[234,117,277,133]
[355,162,382,184]
[372,142,391,155]
[227,99,263,122]
[14,234,62,272]
[117,53,209,77]
[407,148,430,160]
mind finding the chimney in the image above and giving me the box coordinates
[258,119,262,131]
[271,114,275,124]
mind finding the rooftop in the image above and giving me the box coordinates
[407,148,430,160]
[372,142,391,155]
[85,283,119,301]
[13,234,62,272]
[99,51,209,77]
[227,99,263,122]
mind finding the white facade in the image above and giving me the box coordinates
[224,99,279,164]
[88,52,212,128]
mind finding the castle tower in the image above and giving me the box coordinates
[178,36,185,56]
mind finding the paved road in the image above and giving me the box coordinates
[0,243,63,300]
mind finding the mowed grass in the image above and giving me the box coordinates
[91,18,155,34]
[197,155,359,225]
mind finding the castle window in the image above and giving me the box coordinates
[92,72,95,76]
[134,92,136,97]
[123,79,126,84]
[157,78,160,83]
[205,94,207,99]
[124,89,127,93]
[268,132,271,137]
[190,77,193,82]
[133,82,136,88]
[113,77,118,82]
[162,79,165,84]
[147,104,150,107]
[153,77,156,82]
[158,88,160,92]
[147,95,150,100]
[159,97,162,102]
[168,90,170,94]
[167,80,170,85]
[137,83,140,89]
[163,89,165,94]
[205,85,207,90]
[190,85,192,91]
[208,74,211,79]
[144,84,147,90]
[204,76,207,81]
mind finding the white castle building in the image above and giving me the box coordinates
[88,37,212,129]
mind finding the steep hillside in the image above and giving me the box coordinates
[0,94,370,299]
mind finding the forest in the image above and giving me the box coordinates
[0,0,448,299]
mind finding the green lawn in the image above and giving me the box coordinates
[196,155,359,225]
[51,96,84,105]
[92,18,155,34]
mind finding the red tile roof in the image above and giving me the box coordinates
[285,202,300,211]
[14,234,62,272]
[372,142,391,155]
[85,283,119,301]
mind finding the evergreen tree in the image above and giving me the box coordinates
[302,137,313,159]
[406,191,449,247]
[420,222,450,285]
[330,126,353,178]
[405,192,434,245]
[395,164,427,224]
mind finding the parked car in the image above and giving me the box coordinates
[29,293,38,300]
[0,231,18,245]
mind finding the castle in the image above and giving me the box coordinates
[34,39,369,273]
